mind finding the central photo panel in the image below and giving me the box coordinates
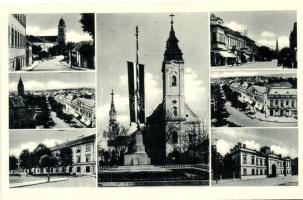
[96,13,210,187]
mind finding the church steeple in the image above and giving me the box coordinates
[163,14,183,63]
[58,17,66,47]
[109,89,116,123]
[162,14,185,120]
[18,76,24,97]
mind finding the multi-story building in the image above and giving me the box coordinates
[265,86,297,118]
[9,14,27,71]
[32,134,96,175]
[210,13,256,66]
[289,22,297,68]
[226,142,292,180]
[228,80,297,118]
[53,93,96,127]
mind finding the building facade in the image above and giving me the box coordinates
[226,142,292,180]
[145,15,203,164]
[266,86,297,118]
[229,80,297,118]
[210,13,256,66]
[31,134,96,175]
[9,14,27,71]
[53,93,96,127]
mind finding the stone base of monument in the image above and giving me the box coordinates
[123,133,151,166]
[124,153,150,166]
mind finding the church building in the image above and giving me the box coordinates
[27,17,66,52]
[145,15,202,164]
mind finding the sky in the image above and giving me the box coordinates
[9,129,95,158]
[212,128,298,158]
[213,11,296,49]
[211,70,297,79]
[26,13,93,42]
[9,72,95,91]
[96,13,209,133]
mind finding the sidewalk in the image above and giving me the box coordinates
[10,177,69,188]
[248,111,297,123]
[21,61,39,71]
[60,61,94,71]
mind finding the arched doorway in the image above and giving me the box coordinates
[272,164,277,177]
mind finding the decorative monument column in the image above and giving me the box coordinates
[124,26,150,166]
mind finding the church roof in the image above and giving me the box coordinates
[27,35,57,44]
[164,16,183,62]
[9,95,25,108]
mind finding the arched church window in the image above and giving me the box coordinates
[172,75,177,86]
[173,107,178,116]
[172,131,178,144]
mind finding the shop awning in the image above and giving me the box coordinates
[73,112,79,118]
[84,120,91,126]
[218,51,236,58]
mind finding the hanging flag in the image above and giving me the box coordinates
[127,61,136,123]
[138,63,145,123]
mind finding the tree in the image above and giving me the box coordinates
[58,147,73,172]
[9,155,18,173]
[19,149,32,173]
[39,155,57,182]
[79,13,94,39]
[32,45,42,55]
[32,144,52,170]
[211,144,223,183]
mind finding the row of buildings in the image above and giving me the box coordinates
[225,142,292,179]
[210,13,256,66]
[52,91,96,128]
[228,80,297,118]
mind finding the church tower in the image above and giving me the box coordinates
[17,76,24,97]
[58,17,66,46]
[108,89,118,139]
[162,14,185,121]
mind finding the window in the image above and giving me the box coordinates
[76,146,81,153]
[260,169,263,175]
[251,156,255,165]
[270,100,274,107]
[77,167,81,173]
[76,156,81,163]
[280,101,284,107]
[188,134,193,143]
[172,131,178,144]
[86,144,91,152]
[256,169,258,175]
[243,168,247,175]
[275,100,279,106]
[172,76,177,87]
[286,100,289,106]
[86,154,91,162]
[252,169,255,175]
[69,167,73,173]
[242,154,247,164]
[173,107,178,117]
[86,166,90,173]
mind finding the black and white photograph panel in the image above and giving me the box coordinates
[9,13,95,72]
[9,72,95,129]
[210,11,297,69]
[211,71,297,127]
[97,13,209,186]
[9,129,96,188]
[211,128,298,186]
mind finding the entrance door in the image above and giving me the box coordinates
[272,164,277,177]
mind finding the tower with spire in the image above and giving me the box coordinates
[108,89,118,139]
[275,37,279,54]
[57,17,66,47]
[17,76,24,97]
[146,14,202,163]
[162,14,185,121]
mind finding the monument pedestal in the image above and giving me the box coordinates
[124,133,150,165]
